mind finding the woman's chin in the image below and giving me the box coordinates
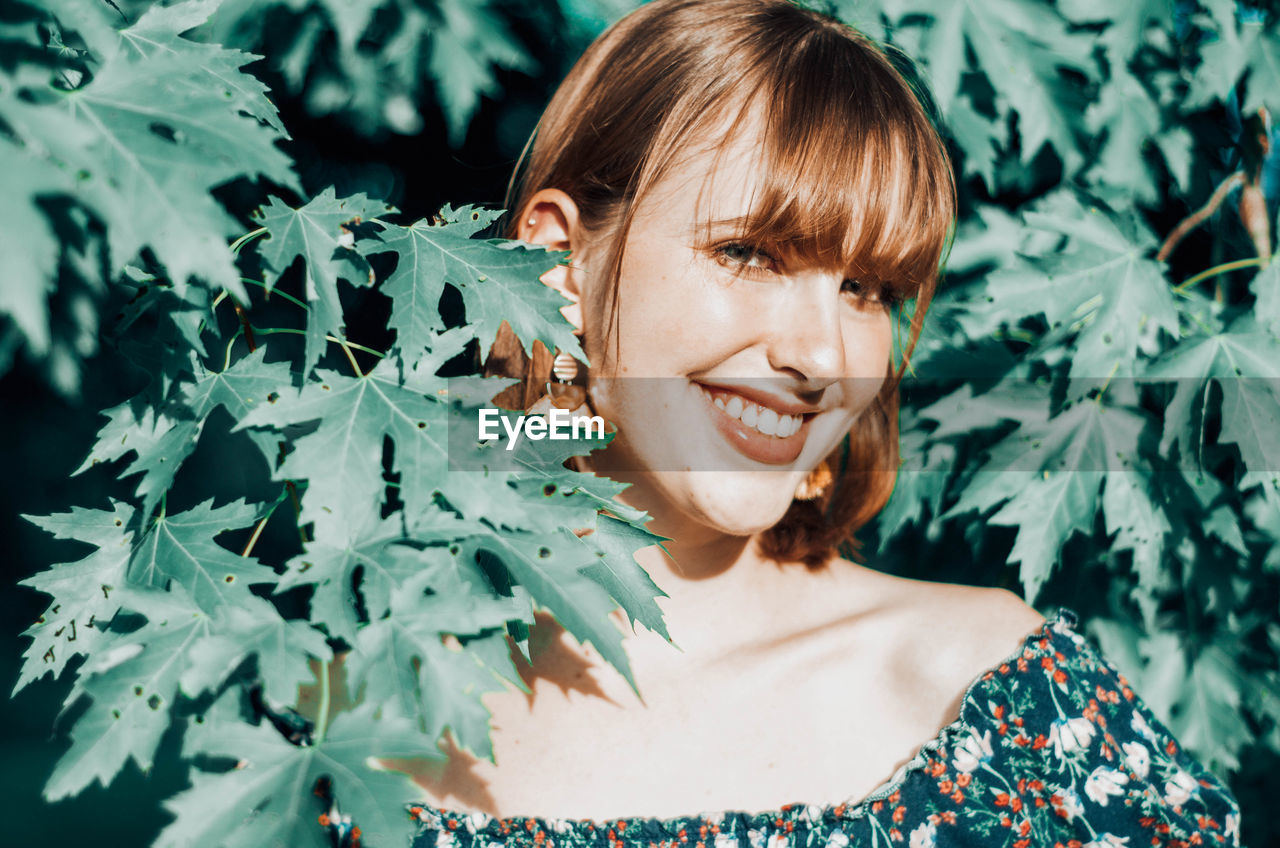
[658,469,803,538]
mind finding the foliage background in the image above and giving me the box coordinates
[2,0,1278,845]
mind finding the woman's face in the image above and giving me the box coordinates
[572,125,895,540]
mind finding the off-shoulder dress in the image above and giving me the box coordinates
[405,608,1242,848]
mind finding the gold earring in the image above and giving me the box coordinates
[794,460,833,501]
[552,350,579,382]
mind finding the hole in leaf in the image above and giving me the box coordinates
[112,710,121,719]
[538,547,552,559]
[417,421,426,429]
[147,695,162,711]
[267,392,279,403]
[321,384,331,391]
[134,686,143,696]
[224,575,235,583]
[542,484,556,497]
[115,519,122,526]
[472,211,480,220]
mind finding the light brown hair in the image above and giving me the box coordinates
[493,0,956,567]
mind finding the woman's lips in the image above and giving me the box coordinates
[695,383,813,465]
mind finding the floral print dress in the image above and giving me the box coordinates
[406,608,1242,848]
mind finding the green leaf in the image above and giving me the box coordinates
[75,348,293,518]
[237,357,450,545]
[1146,327,1280,474]
[157,693,433,848]
[4,0,297,296]
[427,0,537,145]
[16,502,136,693]
[578,515,671,642]
[129,499,278,613]
[346,548,533,759]
[977,195,1178,384]
[180,596,332,704]
[897,0,1092,175]
[369,212,580,363]
[254,189,393,373]
[377,205,503,359]
[464,527,637,694]
[46,586,211,801]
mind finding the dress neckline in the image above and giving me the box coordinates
[408,606,1081,837]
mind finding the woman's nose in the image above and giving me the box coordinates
[764,274,846,387]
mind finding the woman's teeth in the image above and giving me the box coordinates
[707,389,802,437]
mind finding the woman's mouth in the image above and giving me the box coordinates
[695,382,815,465]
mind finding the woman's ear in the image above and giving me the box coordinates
[518,188,585,333]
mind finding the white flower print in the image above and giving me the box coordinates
[766,832,789,848]
[1163,768,1199,807]
[1060,787,1086,821]
[436,831,457,848]
[908,821,937,848]
[952,727,994,773]
[467,813,492,832]
[825,830,850,848]
[1121,741,1150,780]
[704,812,726,827]
[715,833,739,848]
[1130,708,1157,743]
[1085,766,1130,806]
[747,828,765,848]
[1048,716,1096,759]
[803,805,824,823]
[1083,835,1130,848]
[1225,812,1240,840]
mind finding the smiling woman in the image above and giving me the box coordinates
[397,1,1242,846]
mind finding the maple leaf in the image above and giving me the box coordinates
[1146,325,1280,478]
[427,0,537,145]
[578,515,671,642]
[74,347,294,519]
[129,499,278,613]
[896,0,1093,176]
[179,596,332,705]
[367,206,580,362]
[346,549,534,759]
[45,586,212,801]
[976,194,1178,385]
[463,527,637,693]
[1100,472,1173,604]
[156,692,433,848]
[275,515,415,644]
[1186,0,1280,113]
[947,398,1148,601]
[3,0,297,299]
[237,356,451,545]
[254,189,394,374]
[375,205,504,359]
[16,502,136,693]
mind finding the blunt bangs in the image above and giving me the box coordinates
[717,17,955,309]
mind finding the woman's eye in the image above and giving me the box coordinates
[842,279,898,308]
[715,243,777,272]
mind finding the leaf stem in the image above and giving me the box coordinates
[231,227,268,256]
[1173,257,1270,293]
[223,326,245,371]
[1158,171,1245,263]
[240,278,309,310]
[240,493,286,558]
[251,327,386,360]
[316,659,331,746]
